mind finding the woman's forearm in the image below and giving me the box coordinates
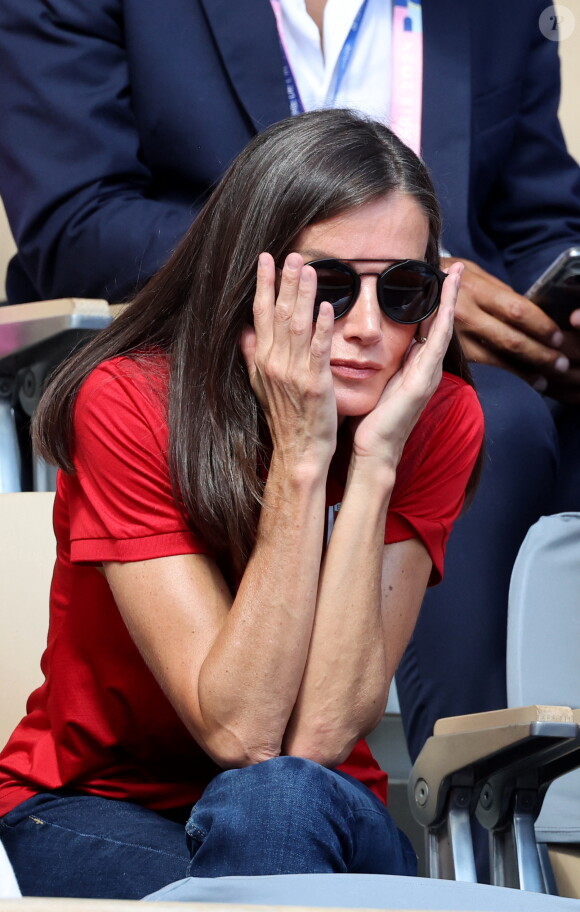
[282,459,396,766]
[195,253,340,765]
[195,455,329,766]
[282,270,461,766]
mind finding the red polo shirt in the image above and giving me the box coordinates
[0,356,483,814]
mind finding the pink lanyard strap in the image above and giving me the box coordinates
[390,0,423,155]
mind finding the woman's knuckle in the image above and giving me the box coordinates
[275,306,292,323]
[290,320,308,338]
[263,360,279,380]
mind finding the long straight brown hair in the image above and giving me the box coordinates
[34,109,481,579]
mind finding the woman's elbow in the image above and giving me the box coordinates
[284,728,360,769]
[284,708,385,768]
[200,723,283,770]
[284,743,346,769]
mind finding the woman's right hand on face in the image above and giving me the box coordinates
[240,252,337,471]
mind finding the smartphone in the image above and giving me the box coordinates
[526,247,580,329]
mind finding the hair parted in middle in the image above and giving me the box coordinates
[34,108,478,580]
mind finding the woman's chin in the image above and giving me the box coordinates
[335,390,381,419]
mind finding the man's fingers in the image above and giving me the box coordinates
[463,337,580,398]
[559,330,580,364]
[450,259,562,344]
[485,289,561,342]
[462,338,548,387]
[441,256,505,287]
[544,353,580,401]
[464,280,560,342]
[457,304,569,372]
[442,258,580,394]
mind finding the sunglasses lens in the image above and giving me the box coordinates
[311,261,356,318]
[378,262,441,324]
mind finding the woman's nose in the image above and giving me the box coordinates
[340,277,383,343]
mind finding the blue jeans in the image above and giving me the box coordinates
[0,757,416,898]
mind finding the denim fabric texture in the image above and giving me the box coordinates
[185,758,416,877]
[0,790,190,898]
[0,757,416,898]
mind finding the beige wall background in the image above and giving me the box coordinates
[1,11,579,300]
[0,203,15,300]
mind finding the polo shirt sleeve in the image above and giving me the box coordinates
[68,357,213,563]
[385,374,484,584]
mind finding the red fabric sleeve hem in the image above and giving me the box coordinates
[70,530,213,563]
[385,511,449,585]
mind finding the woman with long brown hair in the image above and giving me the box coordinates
[0,109,483,898]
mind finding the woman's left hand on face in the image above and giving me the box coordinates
[240,252,338,470]
[351,262,463,468]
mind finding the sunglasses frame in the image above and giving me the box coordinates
[306,258,447,324]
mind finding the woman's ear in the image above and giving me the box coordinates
[415,307,438,342]
[414,324,428,344]
[239,325,257,384]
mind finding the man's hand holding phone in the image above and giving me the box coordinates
[525,247,580,402]
[526,248,580,330]
[442,251,580,403]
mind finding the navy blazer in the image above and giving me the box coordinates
[0,0,579,303]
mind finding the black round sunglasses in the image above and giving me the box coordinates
[306,258,446,324]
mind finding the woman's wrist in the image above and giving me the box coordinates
[345,452,397,502]
[267,449,332,493]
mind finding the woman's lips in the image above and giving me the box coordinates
[330,360,382,379]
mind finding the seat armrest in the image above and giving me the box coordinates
[0,298,112,492]
[0,298,111,364]
[0,298,109,326]
[409,706,577,829]
[434,705,574,735]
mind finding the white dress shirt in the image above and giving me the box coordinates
[275,0,393,124]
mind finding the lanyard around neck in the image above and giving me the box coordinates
[331,0,369,105]
[271,0,370,113]
[271,0,423,155]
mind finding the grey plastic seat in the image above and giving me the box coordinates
[408,705,580,892]
[145,871,580,909]
[0,298,110,492]
[407,512,580,898]
[508,512,580,896]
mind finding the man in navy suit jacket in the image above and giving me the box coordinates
[0,0,579,787]
[1,1,580,374]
